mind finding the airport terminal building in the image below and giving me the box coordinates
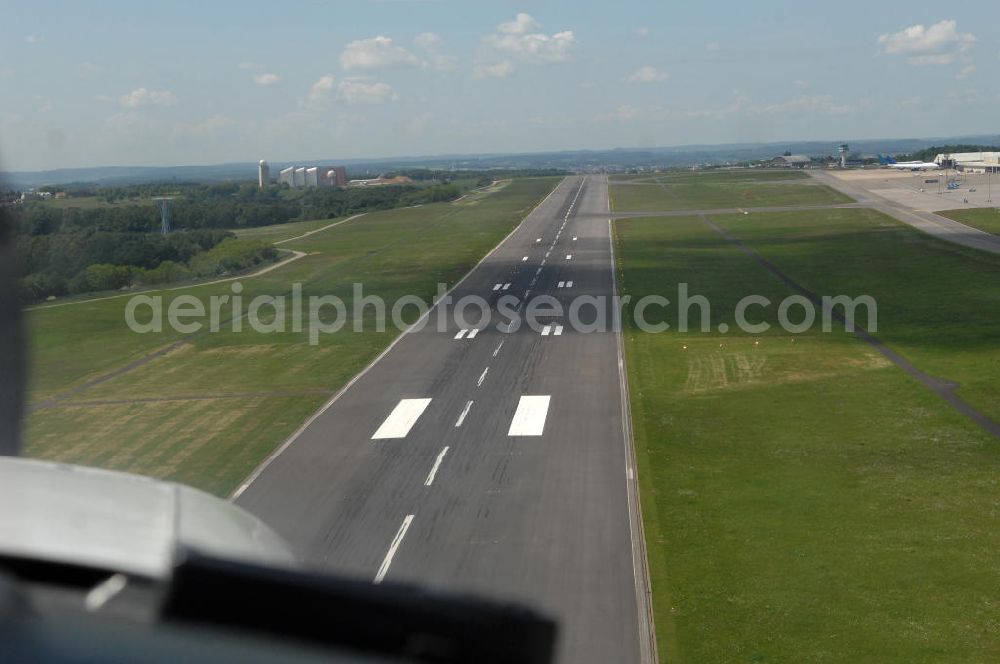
[936,152,1000,173]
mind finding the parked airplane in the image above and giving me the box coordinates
[877,155,941,171]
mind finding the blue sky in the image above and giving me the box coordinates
[1,1,998,171]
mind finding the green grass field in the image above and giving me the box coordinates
[616,209,1000,662]
[24,177,560,495]
[937,207,1000,235]
[610,170,852,212]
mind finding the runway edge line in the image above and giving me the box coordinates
[608,185,659,664]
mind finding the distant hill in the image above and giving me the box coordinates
[5,134,999,188]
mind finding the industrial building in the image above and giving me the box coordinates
[269,162,349,189]
[258,160,269,189]
[936,152,1000,174]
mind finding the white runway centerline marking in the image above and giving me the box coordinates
[508,395,551,436]
[541,325,552,336]
[522,256,528,262]
[535,267,542,276]
[545,250,551,258]
[536,238,541,243]
[424,447,450,486]
[492,340,504,357]
[453,329,468,339]
[373,515,414,584]
[454,400,473,427]
[371,398,433,439]
[477,367,489,387]
[467,328,480,339]
[566,254,573,260]
[572,236,577,241]
[554,325,564,336]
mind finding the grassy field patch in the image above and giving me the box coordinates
[610,170,851,212]
[616,213,1000,662]
[25,177,560,494]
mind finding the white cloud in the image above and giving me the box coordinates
[24,35,38,44]
[475,13,575,78]
[793,79,807,87]
[957,64,976,79]
[337,80,397,105]
[340,35,419,70]
[752,95,855,115]
[415,32,456,70]
[119,87,177,108]
[473,61,514,79]
[596,104,640,122]
[300,74,336,109]
[705,41,721,52]
[634,27,650,39]
[172,115,236,140]
[253,73,280,86]
[627,66,669,83]
[877,19,975,65]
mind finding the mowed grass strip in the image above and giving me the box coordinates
[25,177,560,494]
[937,207,1000,236]
[616,215,1000,662]
[610,170,852,212]
[711,207,1000,424]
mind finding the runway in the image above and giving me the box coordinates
[235,176,653,664]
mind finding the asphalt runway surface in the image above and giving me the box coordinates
[236,176,652,664]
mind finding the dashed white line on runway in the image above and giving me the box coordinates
[566,254,573,260]
[566,280,574,287]
[492,340,504,357]
[572,236,577,241]
[424,447,450,486]
[522,256,528,262]
[508,395,552,436]
[502,283,511,291]
[454,329,468,339]
[467,328,480,339]
[454,401,473,428]
[554,325,564,336]
[492,284,502,291]
[371,398,433,439]
[477,367,489,387]
[541,325,552,336]
[557,281,565,288]
[373,515,414,584]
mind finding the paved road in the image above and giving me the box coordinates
[809,170,1000,256]
[236,176,652,664]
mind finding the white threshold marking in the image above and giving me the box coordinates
[477,367,489,387]
[454,329,468,339]
[557,281,565,288]
[522,256,528,262]
[371,398,433,439]
[545,250,551,258]
[455,401,473,427]
[535,267,542,275]
[541,325,552,336]
[492,340,504,357]
[467,328,480,339]
[373,515,414,584]
[567,280,574,287]
[572,236,577,241]
[424,447,450,486]
[502,283,511,291]
[554,325,564,336]
[536,238,541,243]
[566,254,573,260]
[508,395,551,436]
[492,283,502,291]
